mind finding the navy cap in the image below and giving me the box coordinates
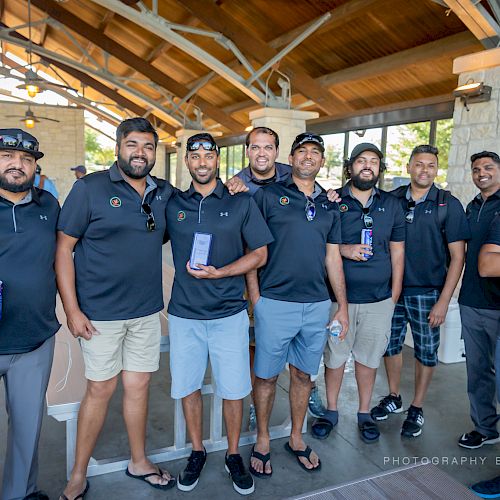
[0,128,44,160]
[70,165,87,175]
[349,142,383,161]
[290,132,325,155]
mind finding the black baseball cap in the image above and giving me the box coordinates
[290,132,325,155]
[0,128,44,160]
[349,142,383,161]
[186,133,219,154]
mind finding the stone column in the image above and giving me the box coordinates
[447,48,500,204]
[249,108,319,164]
[174,128,222,190]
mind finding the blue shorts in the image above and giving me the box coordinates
[385,290,441,366]
[168,310,251,400]
[254,297,331,379]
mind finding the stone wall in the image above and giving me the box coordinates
[447,65,500,204]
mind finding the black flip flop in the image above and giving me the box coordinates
[125,467,176,490]
[358,420,380,443]
[311,417,334,440]
[284,442,321,472]
[249,445,272,478]
[60,480,90,500]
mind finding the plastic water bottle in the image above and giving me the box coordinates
[328,320,342,344]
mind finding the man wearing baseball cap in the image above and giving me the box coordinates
[0,129,59,500]
[70,164,86,179]
[249,132,348,476]
[314,142,405,444]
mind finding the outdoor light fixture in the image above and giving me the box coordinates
[453,80,492,110]
[21,82,40,98]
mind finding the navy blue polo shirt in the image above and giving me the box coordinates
[392,184,470,296]
[58,163,173,320]
[253,177,342,303]
[481,214,500,303]
[335,183,405,304]
[166,179,273,320]
[0,188,60,354]
[235,162,291,196]
[459,189,500,309]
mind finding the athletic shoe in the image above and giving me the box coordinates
[458,430,500,449]
[308,386,326,418]
[248,403,256,432]
[370,394,403,421]
[177,449,207,491]
[470,475,500,498]
[225,454,255,495]
[401,405,424,437]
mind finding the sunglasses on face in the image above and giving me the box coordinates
[305,197,316,222]
[142,203,156,232]
[362,207,373,229]
[187,141,218,153]
[0,135,39,152]
[405,200,416,223]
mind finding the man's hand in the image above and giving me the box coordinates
[340,244,372,261]
[326,189,341,203]
[249,292,261,307]
[328,308,349,340]
[428,299,448,328]
[225,176,249,195]
[186,260,222,279]
[66,309,98,340]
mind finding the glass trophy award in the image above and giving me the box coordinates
[190,232,212,270]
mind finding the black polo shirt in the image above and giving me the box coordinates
[0,188,60,354]
[166,179,273,320]
[58,163,173,321]
[481,214,500,303]
[253,177,342,303]
[235,162,291,196]
[334,183,405,304]
[459,189,500,309]
[392,184,470,296]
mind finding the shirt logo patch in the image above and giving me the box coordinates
[110,196,122,208]
[339,203,348,212]
[39,214,47,220]
[177,210,186,221]
[279,196,289,206]
[425,209,432,214]
[220,212,229,217]
[378,207,385,212]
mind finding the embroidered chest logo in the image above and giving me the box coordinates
[339,203,348,213]
[279,196,289,206]
[220,212,229,217]
[177,210,186,221]
[378,207,385,212]
[109,196,121,208]
[425,209,432,214]
[156,195,162,201]
[39,214,48,220]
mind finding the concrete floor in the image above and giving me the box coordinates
[0,348,498,500]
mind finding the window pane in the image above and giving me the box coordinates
[435,119,453,187]
[168,153,177,188]
[219,147,228,181]
[320,133,345,190]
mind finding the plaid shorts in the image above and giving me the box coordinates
[385,290,441,366]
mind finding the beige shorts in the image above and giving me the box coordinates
[324,297,395,370]
[80,313,161,381]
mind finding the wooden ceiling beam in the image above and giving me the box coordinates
[31,0,242,132]
[178,0,353,115]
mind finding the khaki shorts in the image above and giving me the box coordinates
[80,313,161,381]
[324,297,395,370]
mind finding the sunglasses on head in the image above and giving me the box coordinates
[142,203,156,232]
[405,200,416,223]
[362,207,373,229]
[187,141,218,152]
[305,197,316,222]
[0,134,39,152]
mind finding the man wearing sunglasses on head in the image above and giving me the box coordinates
[248,132,348,476]
[0,129,59,500]
[165,133,273,495]
[57,118,176,499]
[316,143,405,444]
[370,145,469,439]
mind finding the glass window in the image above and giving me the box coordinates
[219,147,228,181]
[168,153,177,187]
[435,119,453,187]
[320,133,345,190]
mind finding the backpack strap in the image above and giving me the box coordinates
[38,174,46,190]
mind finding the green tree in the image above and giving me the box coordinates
[323,144,342,180]
[85,128,115,167]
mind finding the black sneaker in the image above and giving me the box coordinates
[470,475,500,498]
[177,449,207,491]
[401,405,424,437]
[370,394,403,421]
[458,430,500,449]
[225,453,255,496]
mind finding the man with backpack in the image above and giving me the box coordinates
[370,145,470,438]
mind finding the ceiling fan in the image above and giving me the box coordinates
[5,105,60,128]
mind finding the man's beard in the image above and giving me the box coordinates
[0,170,35,193]
[117,153,155,179]
[351,171,379,191]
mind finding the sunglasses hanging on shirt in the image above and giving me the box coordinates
[362,207,373,229]
[405,200,416,224]
[142,203,156,232]
[305,197,316,222]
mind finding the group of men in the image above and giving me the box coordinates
[0,119,498,500]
